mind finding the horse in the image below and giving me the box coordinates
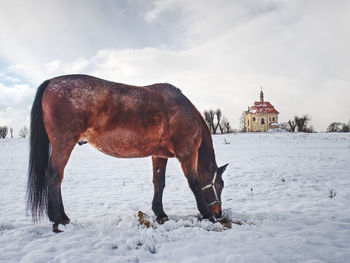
[27,74,228,232]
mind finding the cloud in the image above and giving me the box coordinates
[0,0,183,64]
[144,0,178,23]
[45,59,90,75]
[1,0,350,132]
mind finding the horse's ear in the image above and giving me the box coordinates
[217,163,229,175]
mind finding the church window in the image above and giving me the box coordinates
[253,117,256,121]
[261,118,265,124]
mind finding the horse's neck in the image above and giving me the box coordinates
[198,135,217,176]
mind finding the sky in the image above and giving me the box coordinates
[0,0,349,135]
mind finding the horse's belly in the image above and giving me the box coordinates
[81,129,174,159]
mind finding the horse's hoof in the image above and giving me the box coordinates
[156,216,169,224]
[53,223,63,233]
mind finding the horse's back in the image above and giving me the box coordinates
[42,75,204,158]
[44,75,186,113]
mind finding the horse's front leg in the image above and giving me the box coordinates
[151,156,169,224]
[179,153,214,221]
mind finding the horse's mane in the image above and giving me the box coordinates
[196,109,217,174]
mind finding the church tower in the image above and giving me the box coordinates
[260,87,264,102]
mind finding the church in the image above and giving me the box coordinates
[245,89,279,132]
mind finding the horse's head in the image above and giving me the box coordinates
[202,163,228,218]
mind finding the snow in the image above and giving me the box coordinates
[267,127,289,133]
[1,133,350,263]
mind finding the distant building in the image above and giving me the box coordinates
[245,89,279,132]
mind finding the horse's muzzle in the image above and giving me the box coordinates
[215,210,222,218]
[210,203,222,218]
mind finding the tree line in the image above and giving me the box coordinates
[203,109,233,134]
[1,115,349,138]
[0,126,29,139]
[326,122,349,132]
[281,116,350,133]
[281,115,314,133]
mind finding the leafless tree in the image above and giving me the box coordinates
[239,112,247,132]
[342,123,350,132]
[204,109,216,134]
[285,115,313,132]
[216,109,223,133]
[204,109,221,134]
[19,125,29,138]
[203,108,232,134]
[0,126,8,139]
[287,120,297,132]
[327,122,349,132]
[220,116,232,134]
[327,122,342,132]
[294,115,310,132]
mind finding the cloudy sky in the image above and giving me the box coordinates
[0,0,349,135]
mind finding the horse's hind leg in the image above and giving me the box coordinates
[47,144,75,232]
[151,156,169,224]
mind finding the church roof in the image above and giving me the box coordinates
[247,88,279,114]
[248,101,279,114]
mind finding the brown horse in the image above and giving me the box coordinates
[27,74,228,232]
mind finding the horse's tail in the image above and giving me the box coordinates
[27,80,51,222]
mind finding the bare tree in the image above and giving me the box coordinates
[204,109,221,134]
[285,115,313,132]
[204,110,216,134]
[327,122,349,132]
[239,112,247,132]
[19,125,29,138]
[220,116,232,134]
[327,122,342,132]
[0,126,8,139]
[215,109,222,133]
[203,108,232,134]
[287,120,297,132]
[342,123,350,132]
[294,115,310,132]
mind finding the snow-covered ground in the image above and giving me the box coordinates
[1,133,349,263]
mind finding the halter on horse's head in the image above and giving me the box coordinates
[201,164,228,218]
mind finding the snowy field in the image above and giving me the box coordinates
[1,133,350,263]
